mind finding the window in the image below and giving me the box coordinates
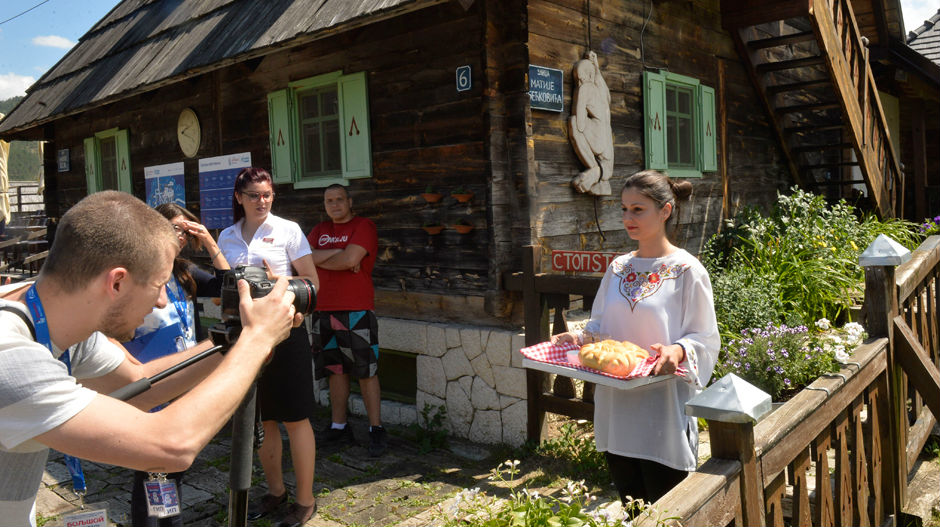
[643,71,717,177]
[267,71,371,188]
[84,128,131,194]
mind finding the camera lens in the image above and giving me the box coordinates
[286,278,316,315]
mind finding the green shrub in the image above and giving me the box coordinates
[711,267,786,340]
[703,188,922,326]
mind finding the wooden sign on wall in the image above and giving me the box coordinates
[551,250,620,273]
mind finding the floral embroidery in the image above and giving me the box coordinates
[613,260,689,310]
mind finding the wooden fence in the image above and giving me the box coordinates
[508,237,939,526]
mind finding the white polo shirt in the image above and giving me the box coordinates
[217,213,312,276]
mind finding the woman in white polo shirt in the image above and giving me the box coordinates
[216,167,320,527]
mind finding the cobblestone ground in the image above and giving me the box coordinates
[37,412,623,527]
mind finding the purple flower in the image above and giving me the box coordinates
[733,362,741,369]
[784,378,791,386]
[745,363,751,371]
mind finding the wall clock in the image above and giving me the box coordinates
[177,107,201,158]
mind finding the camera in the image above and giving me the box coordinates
[210,266,316,345]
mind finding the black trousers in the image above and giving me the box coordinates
[605,452,688,513]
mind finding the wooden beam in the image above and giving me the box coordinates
[721,0,811,30]
[892,316,940,422]
[911,106,927,221]
[755,55,826,73]
[747,30,816,50]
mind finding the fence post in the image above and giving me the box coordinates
[687,373,772,526]
[859,234,909,518]
[523,245,550,441]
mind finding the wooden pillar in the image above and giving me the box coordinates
[862,264,905,516]
[911,107,927,222]
[523,245,550,441]
[708,420,765,526]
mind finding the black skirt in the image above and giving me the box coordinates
[256,325,314,422]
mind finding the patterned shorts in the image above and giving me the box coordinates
[312,310,379,379]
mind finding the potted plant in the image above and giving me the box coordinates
[421,185,443,204]
[453,218,474,234]
[422,222,444,235]
[450,186,474,203]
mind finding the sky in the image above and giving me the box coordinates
[0,0,938,101]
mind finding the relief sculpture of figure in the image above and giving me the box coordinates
[569,51,614,196]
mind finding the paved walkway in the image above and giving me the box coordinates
[36,411,618,527]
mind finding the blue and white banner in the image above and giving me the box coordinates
[198,153,252,229]
[144,162,185,208]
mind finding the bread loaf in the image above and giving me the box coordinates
[578,339,649,376]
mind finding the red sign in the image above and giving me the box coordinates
[551,251,620,273]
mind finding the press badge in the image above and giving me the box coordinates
[62,502,108,527]
[144,478,165,517]
[160,479,181,517]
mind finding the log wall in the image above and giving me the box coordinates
[525,0,791,267]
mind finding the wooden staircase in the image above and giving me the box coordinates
[722,0,903,217]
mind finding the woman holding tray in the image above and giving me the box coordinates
[551,170,720,512]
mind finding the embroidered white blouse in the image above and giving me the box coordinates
[578,248,720,471]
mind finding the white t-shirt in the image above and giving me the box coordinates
[0,285,125,527]
[217,213,312,276]
[579,249,720,471]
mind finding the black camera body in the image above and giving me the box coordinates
[209,265,316,345]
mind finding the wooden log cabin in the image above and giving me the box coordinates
[1,0,936,445]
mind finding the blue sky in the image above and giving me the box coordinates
[0,0,937,100]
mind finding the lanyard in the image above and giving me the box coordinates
[24,285,86,496]
[165,277,193,343]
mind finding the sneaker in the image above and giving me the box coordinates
[246,491,286,520]
[368,426,388,457]
[321,425,355,445]
[277,501,317,527]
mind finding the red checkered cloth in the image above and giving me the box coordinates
[520,340,687,380]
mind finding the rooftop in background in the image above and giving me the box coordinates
[0,0,440,138]
[907,8,940,66]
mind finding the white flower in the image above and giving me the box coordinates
[815,318,831,330]
[843,322,864,335]
[834,346,850,363]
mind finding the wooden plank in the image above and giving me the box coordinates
[892,316,940,422]
[721,0,811,29]
[851,397,871,526]
[790,448,813,527]
[895,236,940,304]
[748,30,816,50]
[833,411,854,526]
[866,382,886,524]
[765,470,786,527]
[813,431,835,527]
[906,406,937,474]
[634,458,742,527]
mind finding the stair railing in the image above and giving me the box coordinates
[811,0,903,217]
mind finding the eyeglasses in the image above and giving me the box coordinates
[241,190,275,202]
[171,224,190,238]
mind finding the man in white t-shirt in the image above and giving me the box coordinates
[0,191,302,527]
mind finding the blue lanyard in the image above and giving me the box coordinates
[24,285,86,495]
[165,277,192,341]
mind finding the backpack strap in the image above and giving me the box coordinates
[0,304,37,340]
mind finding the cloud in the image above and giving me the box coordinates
[0,73,35,99]
[901,0,939,33]
[32,35,75,49]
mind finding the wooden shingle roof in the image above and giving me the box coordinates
[0,0,443,137]
[908,9,940,66]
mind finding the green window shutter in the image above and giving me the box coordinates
[83,137,98,194]
[267,89,294,184]
[338,72,371,179]
[115,129,132,193]
[697,84,717,172]
[643,71,668,170]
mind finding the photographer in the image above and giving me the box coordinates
[0,191,302,527]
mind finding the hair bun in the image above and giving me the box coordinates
[670,180,693,201]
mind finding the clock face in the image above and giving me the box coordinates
[177,108,201,158]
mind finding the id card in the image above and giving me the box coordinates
[62,503,108,527]
[159,480,181,517]
[144,479,165,517]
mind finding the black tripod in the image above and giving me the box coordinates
[108,345,256,527]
